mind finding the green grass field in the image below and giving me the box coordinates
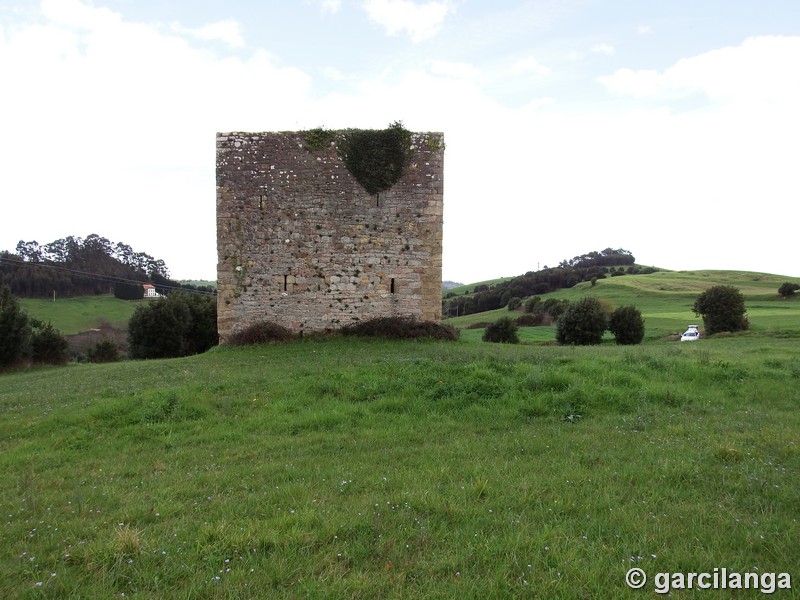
[2,337,799,597]
[446,270,800,342]
[2,270,800,597]
[19,295,140,335]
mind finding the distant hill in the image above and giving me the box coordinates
[443,248,644,316]
[444,268,800,342]
[442,280,463,290]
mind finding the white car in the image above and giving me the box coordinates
[680,325,700,342]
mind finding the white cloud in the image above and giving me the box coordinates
[598,36,800,105]
[170,19,245,48]
[1,3,798,282]
[511,56,551,76]
[0,0,312,279]
[430,59,481,80]
[322,66,347,81]
[40,0,120,29]
[637,25,652,35]
[316,0,343,14]
[362,0,454,42]
[590,43,615,55]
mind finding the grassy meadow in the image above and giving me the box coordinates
[2,269,800,597]
[447,269,800,341]
[20,295,140,335]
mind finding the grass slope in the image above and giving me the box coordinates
[19,295,140,335]
[446,270,800,342]
[2,336,799,597]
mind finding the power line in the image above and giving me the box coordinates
[0,256,217,297]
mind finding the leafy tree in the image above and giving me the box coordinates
[2,234,171,299]
[0,285,31,367]
[87,339,120,363]
[692,285,748,335]
[176,293,219,355]
[114,281,145,300]
[523,296,541,313]
[507,297,522,311]
[556,297,607,345]
[542,298,571,320]
[482,317,519,344]
[608,305,645,345]
[128,293,217,359]
[778,282,800,298]
[30,321,70,365]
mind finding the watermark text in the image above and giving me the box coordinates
[625,567,792,594]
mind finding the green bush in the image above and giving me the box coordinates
[778,282,800,298]
[523,296,542,314]
[340,317,459,341]
[542,298,571,320]
[128,293,217,359]
[0,285,31,368]
[482,317,519,344]
[556,297,607,345]
[31,321,70,365]
[507,297,522,311]
[229,321,296,345]
[87,339,121,363]
[608,305,645,345]
[693,285,748,336]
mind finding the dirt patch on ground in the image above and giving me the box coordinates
[68,321,128,360]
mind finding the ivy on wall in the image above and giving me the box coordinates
[303,122,414,195]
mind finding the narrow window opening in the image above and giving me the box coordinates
[376,193,380,207]
[390,278,396,294]
[283,275,288,292]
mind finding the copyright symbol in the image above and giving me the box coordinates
[626,567,647,589]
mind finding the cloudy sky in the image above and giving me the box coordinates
[1,0,798,282]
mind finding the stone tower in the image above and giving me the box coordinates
[216,128,444,341]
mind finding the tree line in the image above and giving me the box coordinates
[443,248,653,316]
[0,234,214,298]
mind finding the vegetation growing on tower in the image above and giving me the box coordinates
[303,121,414,195]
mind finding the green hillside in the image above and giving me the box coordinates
[2,333,799,597]
[444,276,516,298]
[19,294,141,335]
[446,270,800,341]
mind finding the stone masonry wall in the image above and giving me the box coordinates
[216,130,444,341]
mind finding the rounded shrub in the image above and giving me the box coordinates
[482,317,519,344]
[31,322,70,365]
[87,339,121,363]
[692,285,748,336]
[128,293,217,359]
[556,297,607,345]
[524,296,542,314]
[608,305,645,345]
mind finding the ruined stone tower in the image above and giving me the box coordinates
[216,128,444,341]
